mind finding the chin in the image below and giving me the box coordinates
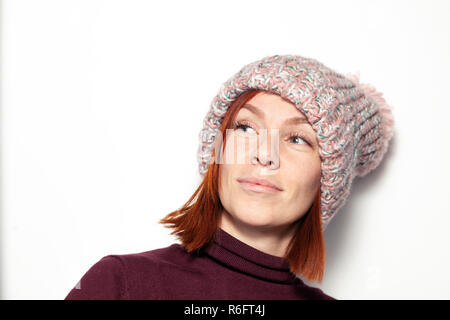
[233,211,275,229]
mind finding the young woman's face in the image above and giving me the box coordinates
[218,91,321,231]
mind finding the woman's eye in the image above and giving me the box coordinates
[233,122,256,134]
[289,135,309,145]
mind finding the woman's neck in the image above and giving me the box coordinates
[218,209,297,258]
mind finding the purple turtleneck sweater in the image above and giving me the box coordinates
[65,228,336,300]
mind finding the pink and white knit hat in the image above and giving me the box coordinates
[197,54,395,231]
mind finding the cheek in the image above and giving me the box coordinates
[218,165,228,194]
[218,163,234,201]
[284,156,321,194]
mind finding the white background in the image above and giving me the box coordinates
[1,0,450,300]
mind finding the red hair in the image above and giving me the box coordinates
[159,90,326,283]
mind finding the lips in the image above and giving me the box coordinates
[237,177,283,192]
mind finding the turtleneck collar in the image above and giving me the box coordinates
[203,227,298,284]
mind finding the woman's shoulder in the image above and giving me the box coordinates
[108,243,189,272]
[294,278,337,300]
[65,243,187,300]
[126,243,184,258]
[304,286,336,300]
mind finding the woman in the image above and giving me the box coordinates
[65,54,394,300]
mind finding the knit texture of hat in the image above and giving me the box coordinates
[197,54,395,231]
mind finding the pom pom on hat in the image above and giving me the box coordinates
[345,71,395,178]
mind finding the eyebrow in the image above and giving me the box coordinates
[241,103,309,126]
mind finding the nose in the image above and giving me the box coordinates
[251,128,280,170]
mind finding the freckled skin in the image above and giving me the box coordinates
[218,92,321,257]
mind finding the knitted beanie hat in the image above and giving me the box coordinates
[197,54,395,231]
